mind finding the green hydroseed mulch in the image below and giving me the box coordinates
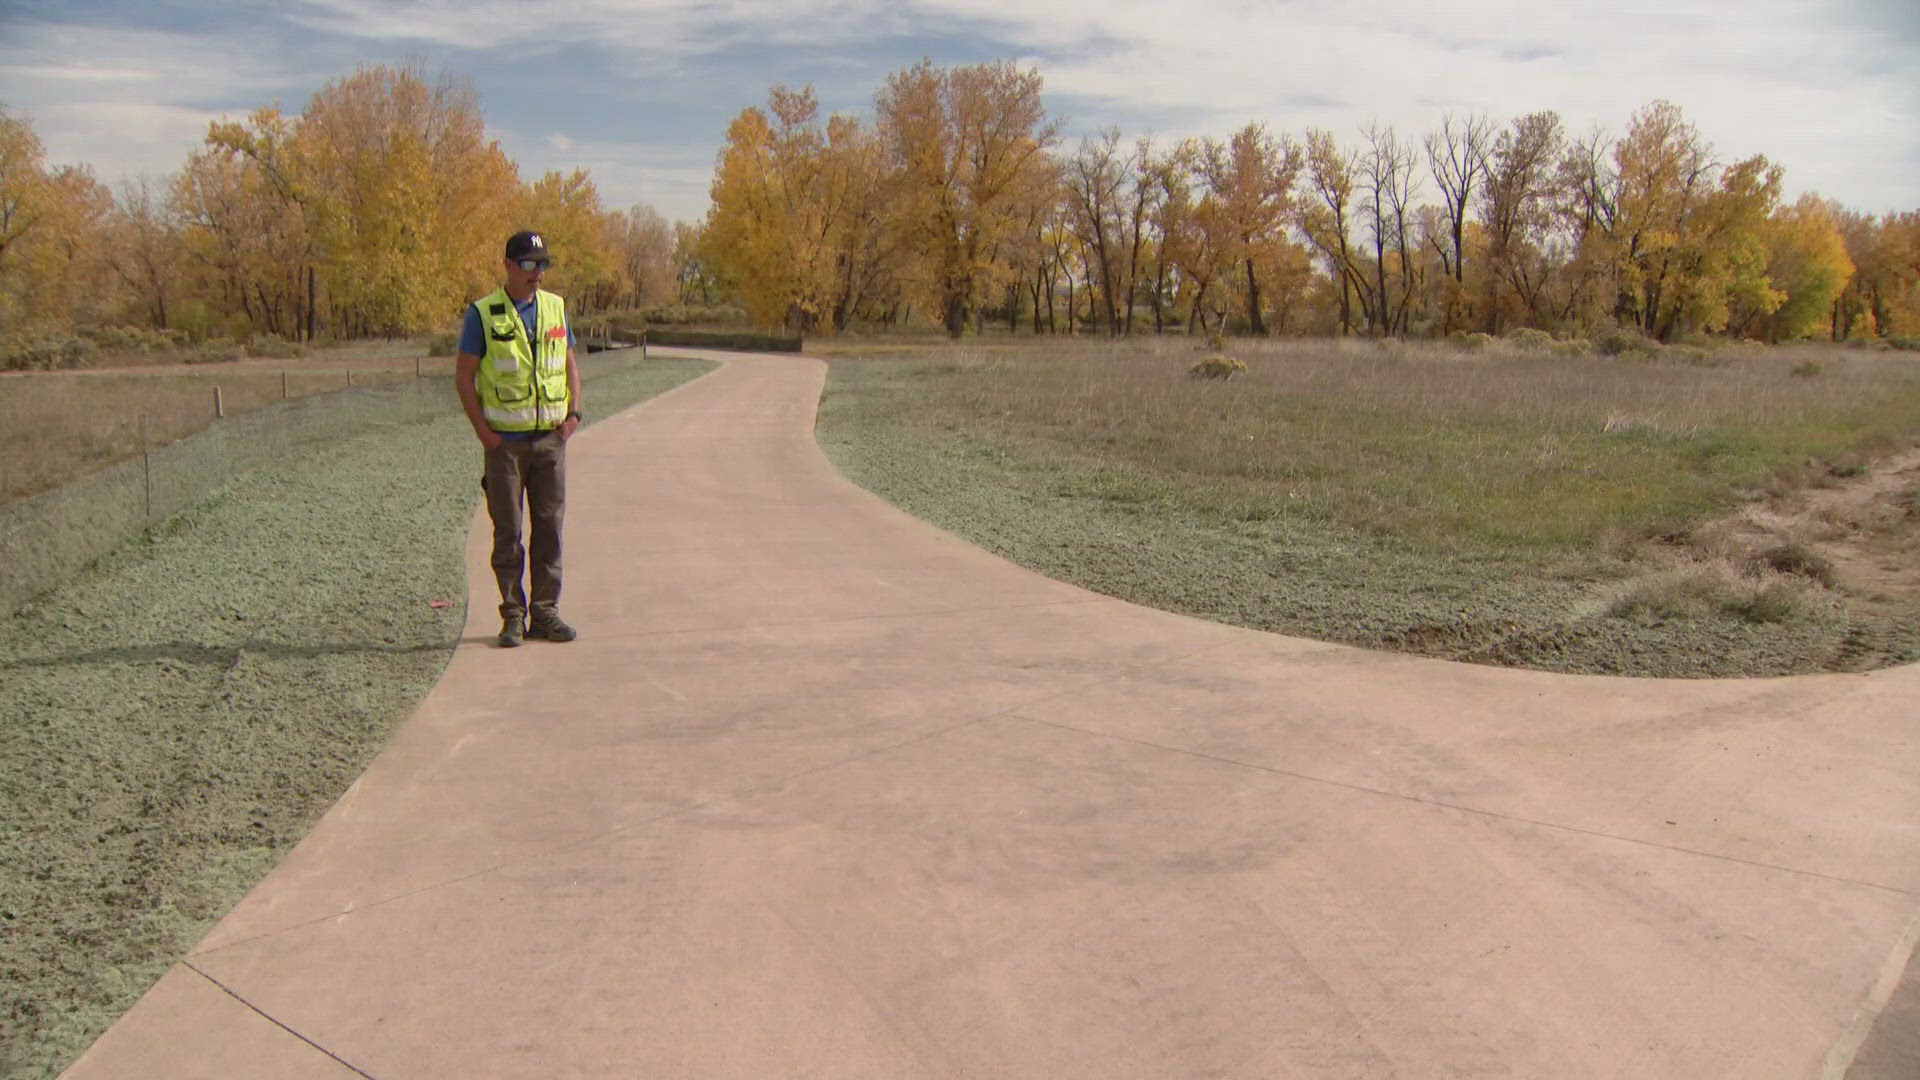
[0,357,714,1080]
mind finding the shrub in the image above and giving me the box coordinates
[639,328,802,351]
[426,331,458,357]
[184,338,244,364]
[1189,353,1246,379]
[1730,580,1806,624]
[1448,331,1494,351]
[621,304,751,328]
[1606,565,1734,622]
[1752,542,1837,588]
[1597,327,1660,357]
[252,334,307,360]
[75,325,180,355]
[1790,359,1824,377]
[1,334,95,371]
[173,300,218,344]
[1551,338,1594,358]
[1605,563,1812,625]
[1505,327,1554,351]
[1888,336,1920,352]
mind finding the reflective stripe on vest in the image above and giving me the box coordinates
[473,287,570,431]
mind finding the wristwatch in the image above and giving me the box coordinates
[566,410,583,422]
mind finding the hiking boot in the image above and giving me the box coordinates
[528,613,577,642]
[497,617,525,648]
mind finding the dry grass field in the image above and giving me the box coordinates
[0,345,460,503]
[814,334,1920,675]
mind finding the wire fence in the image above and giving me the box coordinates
[0,348,653,616]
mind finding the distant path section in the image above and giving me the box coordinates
[66,352,1920,1080]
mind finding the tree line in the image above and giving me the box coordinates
[0,64,683,345]
[700,60,1920,344]
[2,58,1915,348]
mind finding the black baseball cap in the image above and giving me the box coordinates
[505,230,551,263]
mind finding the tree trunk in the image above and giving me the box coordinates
[1244,257,1266,335]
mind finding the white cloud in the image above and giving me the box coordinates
[0,25,324,182]
[1,0,1912,214]
[494,127,714,224]
[27,100,228,185]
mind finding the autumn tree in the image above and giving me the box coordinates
[1062,128,1129,334]
[1358,122,1421,335]
[1836,210,1920,338]
[875,59,1060,338]
[1558,100,1781,340]
[110,177,185,330]
[1685,159,1784,337]
[819,112,902,331]
[1479,110,1563,332]
[1731,194,1853,341]
[523,168,619,313]
[704,86,895,333]
[0,106,115,329]
[295,64,517,335]
[184,107,314,339]
[1300,128,1365,335]
[1197,123,1302,335]
[1423,112,1491,329]
[602,203,678,310]
[1138,138,1197,334]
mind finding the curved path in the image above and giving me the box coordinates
[68,354,1920,1079]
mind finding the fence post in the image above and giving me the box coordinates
[214,385,224,419]
[642,329,648,361]
[282,371,289,399]
[139,412,152,521]
[345,369,352,389]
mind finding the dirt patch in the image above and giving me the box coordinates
[1671,444,1920,628]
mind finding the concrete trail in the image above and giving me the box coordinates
[67,353,1920,1079]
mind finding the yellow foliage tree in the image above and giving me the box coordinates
[294,64,517,335]
[522,167,617,313]
[1736,194,1853,341]
[1837,210,1920,339]
[185,106,314,339]
[705,87,844,332]
[0,105,114,330]
[875,59,1060,337]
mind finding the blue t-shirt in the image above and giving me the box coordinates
[458,294,577,356]
[460,294,577,436]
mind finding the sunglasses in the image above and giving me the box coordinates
[513,258,550,272]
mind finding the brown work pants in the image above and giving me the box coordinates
[483,432,567,623]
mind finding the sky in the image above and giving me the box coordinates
[1,0,1916,228]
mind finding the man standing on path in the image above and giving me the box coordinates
[455,230,583,648]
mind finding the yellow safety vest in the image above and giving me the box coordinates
[473,287,571,431]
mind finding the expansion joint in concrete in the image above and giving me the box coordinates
[183,961,378,1079]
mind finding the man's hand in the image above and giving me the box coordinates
[478,428,504,451]
[559,415,581,441]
